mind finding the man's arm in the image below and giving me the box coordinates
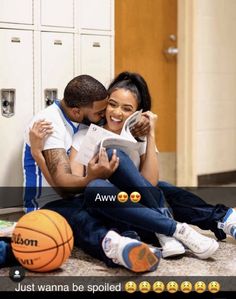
[43,148,119,196]
[43,148,91,195]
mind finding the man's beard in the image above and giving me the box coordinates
[81,117,107,127]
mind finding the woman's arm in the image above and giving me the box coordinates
[29,120,55,186]
[139,111,159,186]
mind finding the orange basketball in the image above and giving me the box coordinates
[11,209,74,272]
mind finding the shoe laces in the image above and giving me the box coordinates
[179,225,207,251]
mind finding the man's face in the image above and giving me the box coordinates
[81,98,108,125]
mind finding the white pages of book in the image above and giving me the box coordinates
[76,110,142,166]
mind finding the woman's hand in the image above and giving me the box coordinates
[29,120,53,157]
[142,111,158,136]
[131,114,151,137]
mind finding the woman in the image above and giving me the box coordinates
[30,72,220,260]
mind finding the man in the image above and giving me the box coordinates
[21,75,160,273]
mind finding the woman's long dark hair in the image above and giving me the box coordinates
[107,71,152,112]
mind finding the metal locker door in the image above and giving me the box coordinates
[79,0,112,31]
[41,32,74,107]
[0,0,33,24]
[41,0,74,28]
[0,29,33,188]
[80,34,112,87]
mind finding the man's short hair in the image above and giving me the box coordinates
[64,75,108,108]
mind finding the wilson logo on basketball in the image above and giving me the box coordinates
[12,233,38,247]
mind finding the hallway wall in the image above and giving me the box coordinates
[195,0,236,176]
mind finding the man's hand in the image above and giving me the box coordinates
[131,113,151,137]
[87,148,119,180]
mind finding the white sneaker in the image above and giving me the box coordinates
[173,223,219,259]
[155,233,185,258]
[218,208,236,239]
[102,230,161,272]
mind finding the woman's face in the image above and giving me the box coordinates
[105,88,138,134]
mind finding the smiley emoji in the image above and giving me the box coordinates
[117,191,128,203]
[153,281,165,293]
[180,281,192,293]
[124,281,137,293]
[194,281,206,293]
[208,281,220,293]
[139,281,151,293]
[130,191,141,203]
[166,281,178,293]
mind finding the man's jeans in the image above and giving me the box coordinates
[42,196,142,267]
[43,196,118,267]
[158,181,228,240]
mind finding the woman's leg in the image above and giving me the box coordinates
[85,179,219,260]
[106,149,166,209]
[85,179,177,236]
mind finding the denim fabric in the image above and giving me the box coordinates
[42,196,134,267]
[0,239,18,268]
[0,241,8,267]
[87,149,229,240]
[85,178,176,237]
[158,181,228,240]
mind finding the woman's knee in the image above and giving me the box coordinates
[106,148,129,162]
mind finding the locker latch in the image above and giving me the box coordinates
[1,89,15,118]
[44,89,58,107]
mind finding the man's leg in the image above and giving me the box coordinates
[43,198,161,272]
[158,181,229,240]
[0,238,19,268]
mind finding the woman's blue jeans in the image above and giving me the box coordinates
[85,149,228,240]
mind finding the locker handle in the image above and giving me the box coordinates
[1,89,15,118]
[93,42,101,47]
[54,40,62,45]
[44,89,58,107]
[11,37,21,43]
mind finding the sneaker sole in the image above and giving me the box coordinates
[194,240,219,259]
[162,247,185,258]
[122,242,161,272]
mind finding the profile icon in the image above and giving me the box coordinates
[9,266,25,282]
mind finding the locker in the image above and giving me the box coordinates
[0,29,33,187]
[0,0,33,24]
[41,32,74,106]
[0,0,114,199]
[80,35,112,87]
[79,0,112,30]
[41,0,74,28]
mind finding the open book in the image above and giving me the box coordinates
[76,110,142,166]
